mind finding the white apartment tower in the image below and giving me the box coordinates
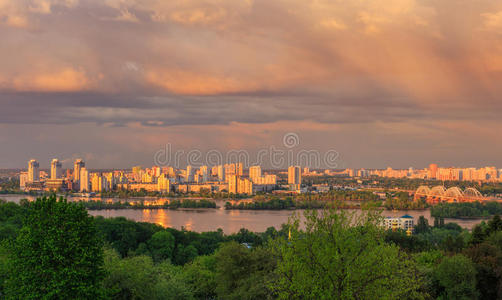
[50,158,62,179]
[28,159,40,182]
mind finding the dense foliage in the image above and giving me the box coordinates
[0,196,502,299]
[82,199,217,210]
[431,201,502,218]
[2,196,105,299]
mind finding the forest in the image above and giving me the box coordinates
[0,195,501,299]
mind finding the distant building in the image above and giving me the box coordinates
[50,158,62,179]
[79,167,89,192]
[288,166,302,191]
[428,163,438,179]
[228,175,253,195]
[217,165,225,182]
[186,165,194,182]
[28,159,40,182]
[200,165,209,182]
[249,166,262,182]
[74,159,85,190]
[383,215,414,231]
[19,172,28,189]
[158,174,171,193]
[45,179,65,191]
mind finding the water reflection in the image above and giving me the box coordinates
[0,194,487,233]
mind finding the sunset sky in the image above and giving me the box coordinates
[1,0,502,169]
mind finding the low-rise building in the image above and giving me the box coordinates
[383,215,414,231]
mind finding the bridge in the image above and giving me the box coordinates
[413,186,486,204]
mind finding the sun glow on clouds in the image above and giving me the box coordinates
[3,0,502,167]
[12,68,91,92]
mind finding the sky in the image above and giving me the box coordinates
[1,0,502,169]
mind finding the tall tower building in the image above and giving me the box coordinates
[217,165,225,182]
[186,165,193,182]
[237,162,243,176]
[74,159,85,190]
[79,167,89,192]
[200,165,209,182]
[28,159,40,182]
[288,166,302,191]
[74,159,85,182]
[428,163,438,179]
[228,175,238,194]
[50,158,62,179]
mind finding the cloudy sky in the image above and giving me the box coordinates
[1,0,502,169]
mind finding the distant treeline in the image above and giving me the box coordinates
[78,199,217,210]
[224,198,379,210]
[431,201,502,218]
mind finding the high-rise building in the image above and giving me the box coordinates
[228,175,238,194]
[28,159,40,182]
[217,165,225,182]
[19,172,28,189]
[158,174,170,193]
[200,165,209,182]
[79,167,89,192]
[238,177,253,194]
[91,173,108,192]
[428,163,438,179]
[288,166,302,191]
[237,162,243,176]
[50,158,62,179]
[228,175,253,194]
[152,166,161,177]
[74,159,85,182]
[249,166,262,182]
[186,165,194,182]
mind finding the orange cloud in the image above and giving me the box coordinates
[146,70,255,95]
[12,68,90,92]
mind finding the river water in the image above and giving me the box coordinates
[0,194,486,233]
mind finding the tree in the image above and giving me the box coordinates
[4,195,105,299]
[148,230,175,263]
[271,208,424,299]
[433,255,478,299]
[103,248,193,299]
[415,216,431,234]
[487,215,502,236]
[183,255,218,299]
[214,242,276,299]
[465,242,502,299]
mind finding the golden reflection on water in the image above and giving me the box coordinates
[155,208,170,228]
[184,218,193,231]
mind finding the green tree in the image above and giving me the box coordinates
[465,242,502,299]
[4,195,105,299]
[103,248,193,299]
[148,230,175,263]
[214,242,276,300]
[433,254,478,299]
[415,216,431,234]
[183,255,218,299]
[271,208,424,299]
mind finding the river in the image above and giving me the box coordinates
[0,194,486,233]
